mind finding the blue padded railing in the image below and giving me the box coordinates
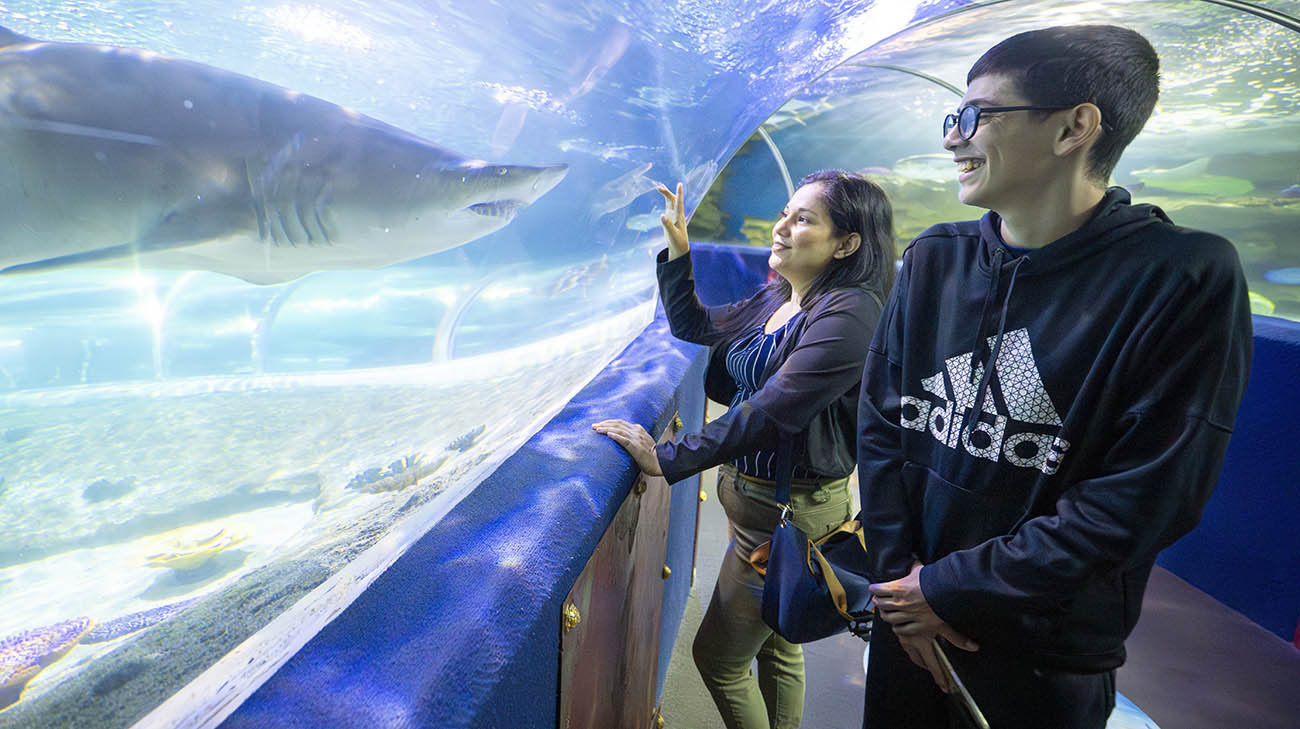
[222,309,708,729]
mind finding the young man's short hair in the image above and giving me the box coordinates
[967,24,1159,183]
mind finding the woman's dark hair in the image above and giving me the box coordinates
[772,169,896,310]
[702,169,896,347]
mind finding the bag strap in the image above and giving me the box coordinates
[807,541,858,622]
[773,437,793,514]
[811,519,862,547]
[776,439,871,633]
[806,525,871,625]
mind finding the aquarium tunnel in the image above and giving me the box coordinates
[0,1,1297,728]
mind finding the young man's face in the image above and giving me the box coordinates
[943,73,1062,212]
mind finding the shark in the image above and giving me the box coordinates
[0,25,568,284]
[1130,157,1254,197]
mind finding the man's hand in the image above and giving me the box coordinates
[592,419,663,477]
[870,563,979,692]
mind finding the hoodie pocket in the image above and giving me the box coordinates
[901,461,995,562]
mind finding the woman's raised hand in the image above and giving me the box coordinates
[657,182,689,261]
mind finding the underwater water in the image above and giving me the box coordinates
[0,1,934,726]
[0,0,1294,726]
[708,0,1300,321]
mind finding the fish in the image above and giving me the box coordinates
[618,161,710,231]
[624,212,664,232]
[447,423,487,453]
[144,527,246,570]
[589,161,662,218]
[761,96,833,133]
[1130,157,1254,196]
[1263,267,1300,285]
[82,476,137,503]
[683,159,719,199]
[1281,184,1300,198]
[1248,291,1276,316]
[890,153,957,183]
[533,254,610,296]
[0,25,568,284]
[345,452,449,494]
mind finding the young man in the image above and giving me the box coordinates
[856,25,1252,729]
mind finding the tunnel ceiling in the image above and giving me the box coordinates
[734,0,1300,319]
[0,2,1295,726]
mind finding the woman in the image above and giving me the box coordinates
[593,170,895,729]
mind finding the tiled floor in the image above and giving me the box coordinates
[660,404,1300,728]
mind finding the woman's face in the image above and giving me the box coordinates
[769,183,853,289]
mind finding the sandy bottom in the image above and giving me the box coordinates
[0,302,651,728]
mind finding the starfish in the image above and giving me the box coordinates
[144,528,246,570]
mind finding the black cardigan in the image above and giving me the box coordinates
[653,248,883,485]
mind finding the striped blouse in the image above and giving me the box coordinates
[725,321,815,481]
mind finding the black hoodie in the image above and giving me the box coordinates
[857,187,1252,671]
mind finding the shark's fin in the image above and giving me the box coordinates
[1169,157,1212,176]
[1134,157,1212,179]
[0,245,308,285]
[1,244,140,275]
[0,25,37,48]
[0,116,162,146]
[218,269,305,285]
[0,229,221,276]
[1135,156,1254,196]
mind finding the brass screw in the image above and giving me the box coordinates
[562,602,581,634]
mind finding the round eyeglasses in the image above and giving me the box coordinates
[942,104,1074,140]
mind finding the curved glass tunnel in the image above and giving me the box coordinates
[703,0,1300,321]
[0,0,1294,727]
[0,2,923,726]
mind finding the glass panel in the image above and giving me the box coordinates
[2,0,1293,724]
[716,0,1300,319]
[0,2,932,726]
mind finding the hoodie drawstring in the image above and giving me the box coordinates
[967,246,1002,385]
[964,253,1028,443]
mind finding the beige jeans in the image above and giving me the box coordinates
[693,465,853,729]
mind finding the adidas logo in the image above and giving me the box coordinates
[899,329,1071,474]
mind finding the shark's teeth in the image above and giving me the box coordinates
[467,200,525,218]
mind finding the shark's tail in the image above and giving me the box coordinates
[0,25,36,48]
